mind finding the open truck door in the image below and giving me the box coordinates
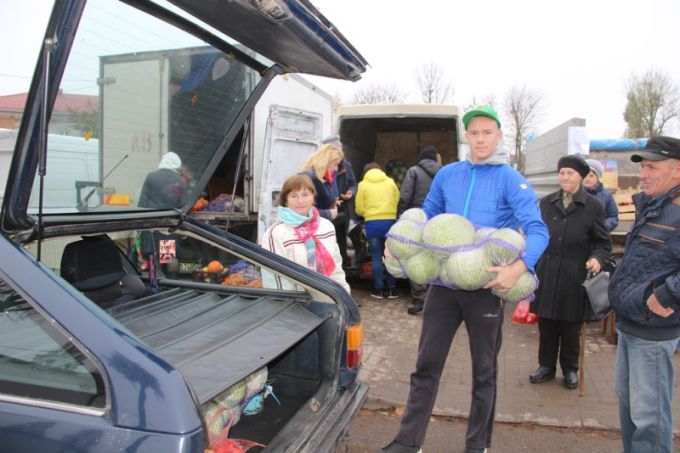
[257,105,325,239]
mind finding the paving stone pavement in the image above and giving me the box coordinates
[354,287,680,434]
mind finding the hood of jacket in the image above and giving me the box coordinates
[466,143,510,166]
[363,168,389,183]
[418,159,441,177]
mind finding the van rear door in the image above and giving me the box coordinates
[257,105,323,239]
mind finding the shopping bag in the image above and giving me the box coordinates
[511,300,537,325]
[583,271,612,322]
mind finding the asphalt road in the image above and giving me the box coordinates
[337,407,629,453]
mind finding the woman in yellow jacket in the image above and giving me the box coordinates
[355,162,400,299]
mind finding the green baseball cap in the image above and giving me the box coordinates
[463,105,501,130]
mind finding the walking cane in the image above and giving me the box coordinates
[578,322,586,396]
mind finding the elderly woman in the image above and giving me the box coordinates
[583,159,619,231]
[260,174,350,294]
[529,155,612,390]
[298,144,344,221]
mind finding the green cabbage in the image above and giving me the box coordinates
[492,271,538,303]
[422,214,475,259]
[403,250,440,284]
[400,208,428,224]
[484,228,526,266]
[474,227,496,243]
[441,247,494,290]
[384,256,407,279]
[386,220,423,259]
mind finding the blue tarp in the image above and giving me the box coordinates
[590,138,648,151]
[526,136,649,151]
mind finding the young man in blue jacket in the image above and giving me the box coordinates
[377,106,548,453]
[609,136,680,453]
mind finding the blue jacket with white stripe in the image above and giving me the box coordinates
[422,159,548,272]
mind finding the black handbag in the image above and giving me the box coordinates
[583,271,612,322]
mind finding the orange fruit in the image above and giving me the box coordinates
[207,260,223,273]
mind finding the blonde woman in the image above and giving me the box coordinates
[298,144,343,221]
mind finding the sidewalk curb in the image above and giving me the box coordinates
[363,394,624,433]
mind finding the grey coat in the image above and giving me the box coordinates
[397,159,441,216]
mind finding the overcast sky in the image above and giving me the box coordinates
[2,0,679,139]
[303,0,680,139]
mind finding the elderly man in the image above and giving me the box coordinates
[609,136,680,453]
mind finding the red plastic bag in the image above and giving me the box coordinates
[205,406,265,453]
[209,438,265,453]
[511,300,537,325]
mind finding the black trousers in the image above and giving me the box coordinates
[537,317,581,373]
[395,285,504,450]
[332,212,349,263]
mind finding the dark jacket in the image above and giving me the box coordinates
[586,182,619,231]
[335,159,357,218]
[397,159,441,216]
[336,160,357,197]
[609,185,680,340]
[300,169,339,220]
[138,168,187,209]
[531,187,612,322]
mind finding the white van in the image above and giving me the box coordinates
[25,134,100,213]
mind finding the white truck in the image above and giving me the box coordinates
[335,104,466,175]
[332,103,466,273]
[98,47,334,241]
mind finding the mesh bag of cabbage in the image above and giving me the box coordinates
[491,271,539,303]
[386,212,530,292]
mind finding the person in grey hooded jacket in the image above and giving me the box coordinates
[397,145,441,314]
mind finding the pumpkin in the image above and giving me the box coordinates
[207,260,223,273]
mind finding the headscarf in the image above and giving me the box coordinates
[277,207,336,277]
[158,152,182,171]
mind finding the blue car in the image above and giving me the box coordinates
[0,0,368,451]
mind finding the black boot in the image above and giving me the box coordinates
[529,365,556,384]
[407,301,424,315]
[563,370,578,389]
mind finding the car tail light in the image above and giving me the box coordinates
[346,323,364,369]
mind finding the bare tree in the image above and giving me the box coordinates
[464,94,498,113]
[352,83,406,104]
[623,69,680,138]
[415,61,454,104]
[502,84,544,172]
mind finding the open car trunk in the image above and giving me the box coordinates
[109,282,333,445]
[0,0,368,450]
[9,222,365,451]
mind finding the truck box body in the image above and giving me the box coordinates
[99,49,333,241]
[333,104,464,274]
[0,0,368,451]
[336,104,464,176]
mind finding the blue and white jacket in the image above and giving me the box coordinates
[422,150,548,272]
[609,185,680,340]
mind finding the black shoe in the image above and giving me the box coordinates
[375,440,422,453]
[387,288,399,299]
[370,288,386,299]
[529,365,556,384]
[464,448,487,453]
[407,302,424,315]
[564,370,578,389]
